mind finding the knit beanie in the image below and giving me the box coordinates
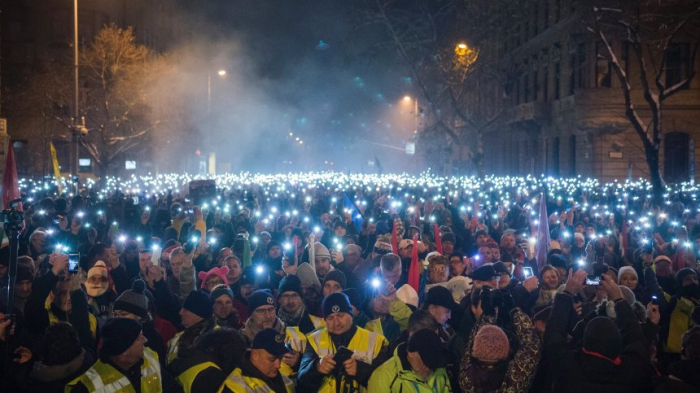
[113,279,149,319]
[471,325,509,362]
[314,243,331,259]
[210,284,234,302]
[198,266,230,289]
[16,265,33,282]
[182,290,213,319]
[342,288,362,310]
[323,270,347,289]
[248,290,276,314]
[322,292,352,318]
[617,266,638,283]
[296,263,321,291]
[278,274,303,297]
[583,316,623,361]
[100,318,142,357]
[676,268,698,287]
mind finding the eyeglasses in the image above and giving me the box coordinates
[429,266,447,273]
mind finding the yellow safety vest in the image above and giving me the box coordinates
[280,326,307,377]
[166,331,183,365]
[218,367,294,393]
[176,361,221,393]
[364,318,384,336]
[47,308,98,339]
[65,348,161,393]
[306,326,387,393]
[310,314,326,330]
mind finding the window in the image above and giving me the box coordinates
[533,69,539,101]
[543,66,549,102]
[554,62,561,99]
[524,74,530,102]
[577,43,587,89]
[569,53,576,95]
[666,43,690,88]
[596,41,612,87]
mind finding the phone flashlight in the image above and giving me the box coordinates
[371,278,381,289]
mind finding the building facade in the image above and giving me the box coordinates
[465,0,700,183]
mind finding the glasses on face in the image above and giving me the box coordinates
[280,293,300,300]
[430,266,447,273]
[255,307,276,315]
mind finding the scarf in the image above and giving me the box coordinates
[278,303,306,327]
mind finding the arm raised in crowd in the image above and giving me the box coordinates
[24,253,67,335]
[601,274,651,363]
[544,269,587,369]
[502,308,541,391]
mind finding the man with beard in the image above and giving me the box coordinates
[277,275,324,334]
[241,290,286,344]
[312,243,332,282]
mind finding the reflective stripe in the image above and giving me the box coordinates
[84,368,105,391]
[219,368,294,393]
[67,348,162,393]
[167,332,182,364]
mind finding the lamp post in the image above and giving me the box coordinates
[207,69,227,113]
[71,0,81,178]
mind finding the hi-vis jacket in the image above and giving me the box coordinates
[305,326,387,392]
[65,348,161,393]
[218,368,295,393]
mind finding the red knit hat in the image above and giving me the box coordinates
[198,266,229,289]
[472,325,509,362]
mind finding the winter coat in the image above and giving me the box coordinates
[368,342,452,392]
[25,348,95,393]
[459,309,541,393]
[544,293,651,393]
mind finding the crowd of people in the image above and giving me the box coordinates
[0,172,698,392]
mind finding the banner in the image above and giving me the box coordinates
[50,142,63,196]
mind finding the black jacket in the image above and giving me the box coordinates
[544,293,651,393]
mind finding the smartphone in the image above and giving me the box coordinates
[522,267,534,279]
[333,346,354,364]
[651,295,659,305]
[585,275,601,286]
[68,253,80,273]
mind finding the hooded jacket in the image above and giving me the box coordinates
[26,348,95,393]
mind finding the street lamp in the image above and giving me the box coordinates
[403,96,419,135]
[207,69,227,112]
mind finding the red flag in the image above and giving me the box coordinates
[434,223,443,254]
[3,141,22,211]
[391,219,399,255]
[407,234,420,291]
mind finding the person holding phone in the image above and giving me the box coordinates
[297,292,389,392]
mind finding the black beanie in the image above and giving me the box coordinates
[278,275,303,297]
[182,290,213,319]
[676,268,698,287]
[322,292,352,318]
[100,318,142,357]
[342,288,362,310]
[583,316,622,361]
[323,270,347,289]
[16,265,33,282]
[248,290,276,314]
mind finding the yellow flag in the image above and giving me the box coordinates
[49,142,63,195]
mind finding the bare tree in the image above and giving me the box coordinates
[24,25,179,176]
[354,0,522,175]
[586,1,700,201]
